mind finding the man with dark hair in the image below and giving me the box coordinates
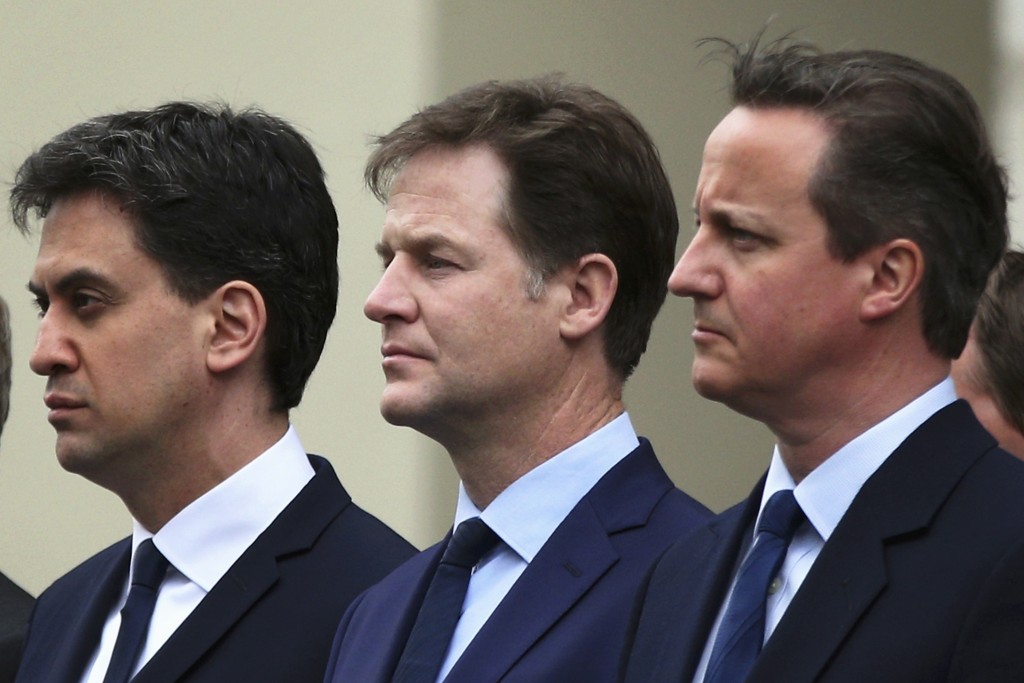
[0,297,35,683]
[10,102,414,683]
[624,37,1024,682]
[324,76,709,682]
[953,250,1024,459]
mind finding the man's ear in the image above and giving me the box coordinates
[205,281,267,374]
[859,238,924,322]
[559,253,618,341]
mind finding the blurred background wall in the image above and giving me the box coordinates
[0,0,1019,595]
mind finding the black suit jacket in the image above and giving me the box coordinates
[0,573,33,683]
[14,455,415,683]
[624,401,1024,682]
[326,440,712,683]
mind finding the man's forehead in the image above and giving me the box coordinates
[390,145,508,200]
[376,210,466,256]
[32,193,154,282]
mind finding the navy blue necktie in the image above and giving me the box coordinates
[392,517,500,683]
[103,539,170,683]
[704,489,805,683]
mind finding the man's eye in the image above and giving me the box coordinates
[71,292,103,311]
[425,256,453,270]
[729,227,759,244]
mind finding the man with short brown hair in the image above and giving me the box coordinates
[325,76,709,683]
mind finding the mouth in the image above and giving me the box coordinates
[692,321,729,344]
[43,393,87,423]
[380,342,428,365]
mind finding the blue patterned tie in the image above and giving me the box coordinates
[704,490,805,683]
[103,539,170,683]
[392,518,500,683]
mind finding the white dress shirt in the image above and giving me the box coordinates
[435,412,640,682]
[80,425,315,683]
[693,378,957,682]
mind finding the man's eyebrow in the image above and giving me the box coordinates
[376,232,459,258]
[27,268,116,297]
[700,203,761,230]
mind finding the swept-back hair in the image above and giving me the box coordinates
[709,33,1008,358]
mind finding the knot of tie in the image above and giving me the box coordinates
[441,517,500,569]
[757,489,804,543]
[131,539,170,591]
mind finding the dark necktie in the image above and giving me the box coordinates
[704,489,805,683]
[103,539,170,683]
[392,517,501,683]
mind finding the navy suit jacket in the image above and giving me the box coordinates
[0,572,33,683]
[15,456,415,683]
[325,439,711,683]
[624,401,1024,682]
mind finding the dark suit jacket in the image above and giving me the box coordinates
[0,573,33,683]
[325,439,711,683]
[624,401,1024,682]
[14,456,415,683]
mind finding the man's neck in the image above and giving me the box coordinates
[774,363,949,483]
[449,395,624,510]
[122,411,290,532]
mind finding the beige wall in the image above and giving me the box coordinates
[0,0,1000,596]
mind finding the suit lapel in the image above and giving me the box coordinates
[751,401,994,682]
[44,542,131,681]
[447,442,676,681]
[675,499,757,679]
[752,508,889,682]
[630,483,760,682]
[134,455,351,682]
[448,500,618,681]
[372,540,448,683]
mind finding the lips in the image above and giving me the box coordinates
[379,341,433,372]
[44,393,86,410]
[380,341,426,360]
[43,393,87,424]
[691,320,730,344]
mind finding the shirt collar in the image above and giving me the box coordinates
[453,412,639,563]
[134,425,315,591]
[760,377,957,543]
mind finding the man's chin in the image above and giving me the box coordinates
[690,364,734,402]
[379,398,421,428]
[379,394,455,441]
[54,437,101,474]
